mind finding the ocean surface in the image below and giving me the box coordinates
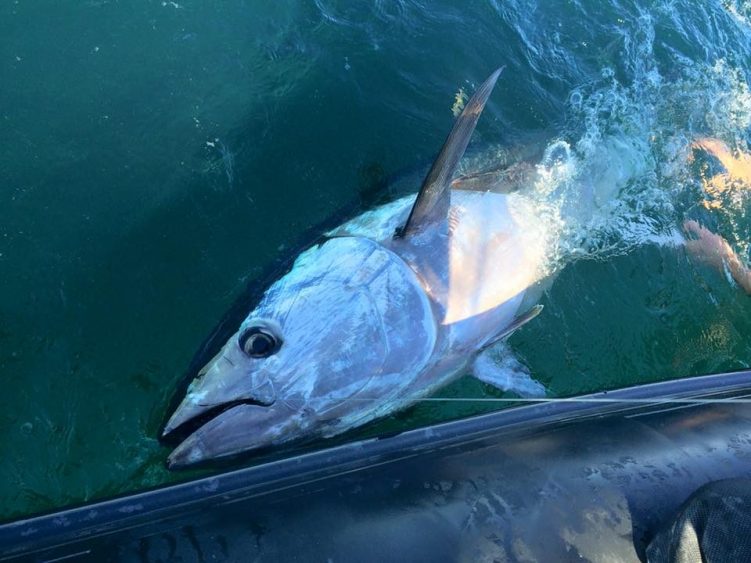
[2,0,751,520]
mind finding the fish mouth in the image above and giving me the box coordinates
[160,398,272,446]
[165,401,294,470]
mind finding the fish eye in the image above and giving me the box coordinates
[239,327,280,358]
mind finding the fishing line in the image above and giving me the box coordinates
[347,396,751,405]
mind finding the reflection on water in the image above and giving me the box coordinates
[1,0,751,519]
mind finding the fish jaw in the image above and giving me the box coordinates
[167,403,298,468]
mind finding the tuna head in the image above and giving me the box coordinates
[163,236,437,468]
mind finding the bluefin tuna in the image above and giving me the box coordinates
[163,68,552,468]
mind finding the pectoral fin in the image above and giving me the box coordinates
[480,305,543,353]
[450,161,535,194]
[472,342,546,397]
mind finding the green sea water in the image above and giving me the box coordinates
[2,0,751,520]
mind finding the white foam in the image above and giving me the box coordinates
[477,13,751,272]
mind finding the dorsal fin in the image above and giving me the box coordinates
[395,67,504,238]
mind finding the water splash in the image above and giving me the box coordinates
[477,8,751,279]
[722,0,751,28]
